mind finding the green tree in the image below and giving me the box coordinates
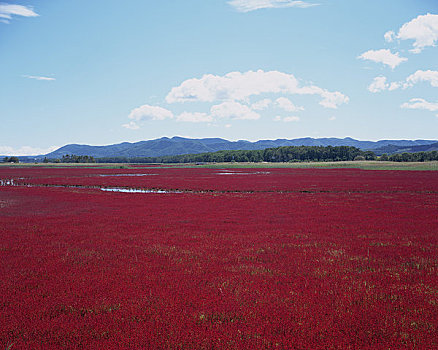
[379,154,389,161]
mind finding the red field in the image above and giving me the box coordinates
[1,166,437,349]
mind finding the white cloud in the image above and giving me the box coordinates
[396,13,438,53]
[358,49,407,69]
[318,90,349,109]
[166,70,301,103]
[176,112,213,123]
[401,98,438,112]
[368,79,402,92]
[384,30,395,42]
[210,101,260,120]
[126,70,350,129]
[0,3,38,23]
[368,70,438,94]
[128,104,173,121]
[388,82,401,91]
[368,76,389,93]
[0,145,59,156]
[228,0,318,12]
[22,75,55,81]
[122,121,140,130]
[328,116,336,121]
[225,124,232,128]
[283,116,300,122]
[251,98,271,110]
[406,70,438,88]
[275,97,304,112]
[274,116,300,122]
[123,104,173,129]
[166,70,348,109]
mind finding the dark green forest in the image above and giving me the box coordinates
[93,146,438,164]
[42,155,96,163]
[12,145,438,164]
[94,146,372,163]
[379,151,438,162]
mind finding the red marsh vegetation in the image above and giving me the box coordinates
[0,166,437,349]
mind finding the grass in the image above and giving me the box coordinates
[196,161,438,171]
[1,161,437,170]
[0,163,132,169]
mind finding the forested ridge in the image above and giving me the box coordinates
[29,146,438,164]
[92,146,371,163]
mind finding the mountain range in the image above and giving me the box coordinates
[39,137,438,159]
[372,142,438,156]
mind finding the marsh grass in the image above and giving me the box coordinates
[196,161,438,171]
[1,161,437,170]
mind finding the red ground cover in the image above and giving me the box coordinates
[4,166,438,193]
[0,166,437,349]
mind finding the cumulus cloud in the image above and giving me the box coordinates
[251,98,272,110]
[125,70,350,130]
[210,101,261,120]
[368,77,401,93]
[123,104,173,129]
[0,145,59,156]
[128,105,173,121]
[406,70,438,88]
[0,3,38,24]
[176,112,213,123]
[368,76,389,93]
[396,13,438,53]
[384,30,395,43]
[122,121,140,130]
[274,116,300,122]
[275,97,304,112]
[228,0,318,12]
[358,49,408,69]
[401,98,438,112]
[22,75,55,81]
[166,70,348,109]
[166,70,301,103]
[389,82,402,91]
[283,116,300,122]
[317,90,350,109]
[368,70,438,93]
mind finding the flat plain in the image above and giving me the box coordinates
[1,165,437,349]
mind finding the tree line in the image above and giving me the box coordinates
[43,155,96,163]
[95,146,438,164]
[380,151,438,162]
[96,146,376,163]
[6,147,438,164]
[2,156,20,163]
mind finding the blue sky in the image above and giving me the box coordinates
[1,0,437,155]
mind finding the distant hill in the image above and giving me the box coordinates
[41,137,438,159]
[373,142,438,156]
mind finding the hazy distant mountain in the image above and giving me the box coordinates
[42,137,438,159]
[372,142,438,156]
